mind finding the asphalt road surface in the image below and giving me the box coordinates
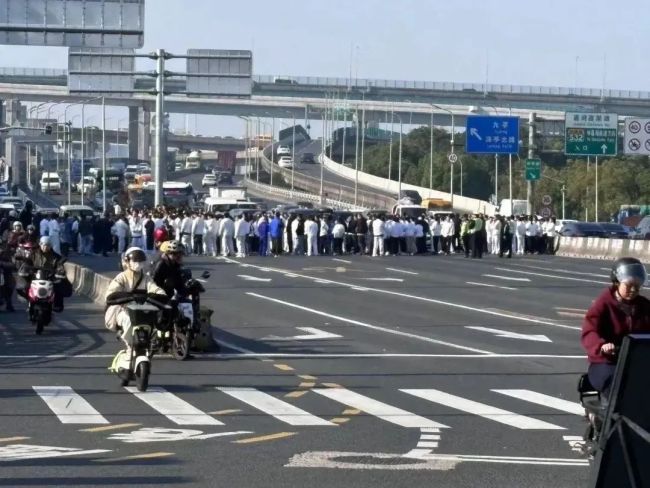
[0,252,606,487]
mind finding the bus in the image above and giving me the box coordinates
[204,197,258,214]
[163,181,195,208]
[94,168,125,192]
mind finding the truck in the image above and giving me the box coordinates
[185,150,219,170]
[499,199,528,217]
[209,186,247,200]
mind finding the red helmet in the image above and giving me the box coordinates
[153,227,169,243]
[20,241,37,250]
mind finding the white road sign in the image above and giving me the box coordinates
[624,117,650,155]
[448,153,458,164]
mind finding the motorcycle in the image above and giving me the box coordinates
[107,290,171,392]
[578,373,604,459]
[155,269,210,360]
[19,265,65,335]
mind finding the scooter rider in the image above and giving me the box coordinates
[581,257,650,397]
[19,236,67,312]
[150,240,187,299]
[105,247,167,371]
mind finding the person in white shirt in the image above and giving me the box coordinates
[39,214,50,238]
[192,213,206,255]
[219,214,235,257]
[372,216,385,257]
[383,218,393,256]
[113,201,122,217]
[430,217,442,254]
[112,216,130,254]
[319,217,329,255]
[179,212,193,255]
[545,217,557,255]
[405,218,416,255]
[204,214,218,256]
[441,216,454,255]
[47,214,62,255]
[525,217,538,255]
[129,213,144,249]
[305,216,319,256]
[415,217,425,254]
[515,217,526,255]
[234,214,250,257]
[389,217,402,256]
[291,217,302,255]
[490,216,502,255]
[332,219,346,255]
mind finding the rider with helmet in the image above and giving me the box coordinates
[150,240,188,299]
[153,226,169,251]
[581,257,650,397]
[19,225,39,245]
[105,247,167,371]
[7,221,24,250]
[18,236,68,312]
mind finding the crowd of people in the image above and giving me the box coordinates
[3,200,559,260]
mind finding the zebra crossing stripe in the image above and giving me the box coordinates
[217,387,334,426]
[400,389,565,430]
[33,386,108,425]
[491,389,584,416]
[312,388,448,429]
[125,387,223,426]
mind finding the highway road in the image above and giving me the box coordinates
[0,252,605,487]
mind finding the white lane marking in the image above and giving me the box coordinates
[286,450,588,469]
[284,274,299,278]
[508,263,609,278]
[403,427,441,458]
[386,268,419,275]
[482,274,531,282]
[247,292,493,355]
[313,279,331,284]
[33,386,108,425]
[400,389,565,430]
[125,387,223,426]
[332,258,352,264]
[491,390,584,416]
[556,311,585,318]
[465,326,552,343]
[238,275,272,282]
[313,388,448,429]
[220,257,578,332]
[217,387,334,426]
[0,444,110,462]
[108,427,251,443]
[494,267,606,285]
[263,327,342,341]
[564,435,587,454]
[466,281,518,291]
[361,278,404,282]
[555,307,587,313]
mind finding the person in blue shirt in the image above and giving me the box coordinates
[269,212,284,257]
[258,215,270,257]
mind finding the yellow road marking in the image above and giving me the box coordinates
[284,391,308,398]
[0,437,29,443]
[342,409,361,415]
[298,382,316,388]
[330,418,350,424]
[274,364,294,372]
[321,383,342,388]
[208,409,241,415]
[298,375,317,380]
[80,423,141,433]
[233,432,297,444]
[95,452,174,463]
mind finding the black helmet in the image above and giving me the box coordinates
[611,257,647,286]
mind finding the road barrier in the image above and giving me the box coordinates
[557,236,650,262]
[64,262,111,305]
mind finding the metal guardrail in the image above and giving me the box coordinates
[257,149,394,210]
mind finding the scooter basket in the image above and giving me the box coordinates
[126,303,161,326]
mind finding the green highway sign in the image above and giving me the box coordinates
[525,158,541,181]
[565,112,618,156]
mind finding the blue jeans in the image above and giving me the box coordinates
[259,237,268,257]
[588,363,617,397]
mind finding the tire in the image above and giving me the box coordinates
[171,326,191,361]
[120,377,129,387]
[135,361,150,392]
[35,320,44,335]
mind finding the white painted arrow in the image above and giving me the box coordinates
[238,275,272,282]
[263,327,342,341]
[465,326,552,343]
[361,278,404,282]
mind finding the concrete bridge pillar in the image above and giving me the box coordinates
[2,100,25,184]
[137,108,151,162]
[128,106,139,161]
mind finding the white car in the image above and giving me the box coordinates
[74,176,96,194]
[276,145,291,156]
[39,172,62,194]
[202,174,218,187]
[277,156,293,168]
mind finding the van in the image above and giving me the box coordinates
[40,172,61,194]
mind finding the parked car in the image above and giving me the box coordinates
[277,145,291,156]
[558,222,607,238]
[202,174,218,187]
[217,172,234,185]
[277,156,293,168]
[597,222,629,239]
[300,152,315,164]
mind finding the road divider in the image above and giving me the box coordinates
[557,236,650,262]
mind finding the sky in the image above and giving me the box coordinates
[1,0,648,136]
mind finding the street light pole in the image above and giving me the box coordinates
[431,104,455,209]
[392,113,404,198]
[388,105,394,181]
[354,107,359,205]
[595,156,599,221]
[291,112,296,191]
[429,108,434,189]
[102,97,107,215]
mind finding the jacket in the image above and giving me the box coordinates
[269,218,283,238]
[581,287,650,364]
[150,256,188,299]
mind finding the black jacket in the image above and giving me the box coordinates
[151,256,187,299]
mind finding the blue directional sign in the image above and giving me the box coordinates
[465,116,520,154]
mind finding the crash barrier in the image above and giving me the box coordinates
[590,334,650,487]
[18,186,60,210]
[557,237,650,262]
[259,147,394,210]
[320,154,496,216]
[64,261,218,352]
[244,178,366,212]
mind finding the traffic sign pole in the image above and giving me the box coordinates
[595,156,599,222]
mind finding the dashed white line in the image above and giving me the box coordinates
[332,258,352,264]
[482,274,531,282]
[386,268,419,275]
[494,268,606,284]
[467,281,518,291]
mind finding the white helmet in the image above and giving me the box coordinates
[39,236,52,247]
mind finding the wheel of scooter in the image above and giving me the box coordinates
[120,377,129,387]
[171,327,191,361]
[135,362,150,392]
[34,320,44,335]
